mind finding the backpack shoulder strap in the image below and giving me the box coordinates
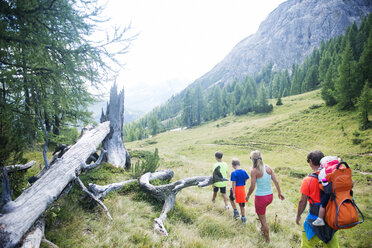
[308,172,318,179]
[307,172,319,204]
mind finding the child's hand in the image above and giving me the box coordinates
[245,195,250,201]
[278,193,285,200]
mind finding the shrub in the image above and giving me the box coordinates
[289,170,307,178]
[276,97,283,106]
[131,148,160,178]
[309,104,322,109]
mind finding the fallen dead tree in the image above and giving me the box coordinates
[86,168,226,236]
[0,121,110,248]
[88,169,174,199]
[139,167,226,236]
[88,179,138,199]
[0,161,36,209]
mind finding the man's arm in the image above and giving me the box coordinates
[296,193,309,225]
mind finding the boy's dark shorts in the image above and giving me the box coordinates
[229,188,235,201]
[213,186,226,194]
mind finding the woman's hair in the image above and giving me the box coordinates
[250,150,264,174]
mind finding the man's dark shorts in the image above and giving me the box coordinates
[213,186,226,194]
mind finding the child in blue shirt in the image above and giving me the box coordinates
[229,158,249,223]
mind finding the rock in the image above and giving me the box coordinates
[194,0,372,88]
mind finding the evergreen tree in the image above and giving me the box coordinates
[280,70,291,97]
[253,86,273,113]
[319,51,332,83]
[221,88,230,117]
[149,115,160,135]
[290,64,302,95]
[356,82,371,130]
[234,83,243,106]
[336,42,357,109]
[182,89,194,127]
[194,84,204,125]
[0,0,131,166]
[302,65,319,92]
[321,63,337,106]
[211,87,223,120]
[271,74,281,98]
[276,96,283,106]
[358,31,372,89]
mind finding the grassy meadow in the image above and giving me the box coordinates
[24,90,371,247]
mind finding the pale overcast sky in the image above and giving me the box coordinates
[99,0,286,112]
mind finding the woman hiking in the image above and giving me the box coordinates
[246,150,285,243]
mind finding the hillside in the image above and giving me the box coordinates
[193,0,372,88]
[128,0,372,140]
[35,90,371,247]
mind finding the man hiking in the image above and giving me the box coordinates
[296,150,339,248]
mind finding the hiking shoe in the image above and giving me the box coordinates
[225,205,230,210]
[241,216,246,223]
[233,209,240,219]
[312,217,325,226]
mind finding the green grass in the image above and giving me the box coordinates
[28,89,371,247]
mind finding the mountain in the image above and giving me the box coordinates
[89,101,145,124]
[193,0,372,89]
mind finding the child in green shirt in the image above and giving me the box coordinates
[212,151,229,209]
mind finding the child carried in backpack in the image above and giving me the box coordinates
[312,156,341,226]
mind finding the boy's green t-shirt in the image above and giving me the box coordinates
[213,161,228,187]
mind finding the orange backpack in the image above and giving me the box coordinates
[324,162,364,230]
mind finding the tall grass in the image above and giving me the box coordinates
[38,90,371,247]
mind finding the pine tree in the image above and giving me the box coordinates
[276,97,283,106]
[234,83,243,106]
[253,86,273,113]
[182,89,194,127]
[321,63,337,106]
[0,0,132,166]
[302,65,319,92]
[358,31,372,89]
[211,87,223,120]
[194,84,204,125]
[281,70,291,97]
[271,74,280,98]
[149,115,161,135]
[290,64,302,95]
[356,82,371,130]
[336,42,357,109]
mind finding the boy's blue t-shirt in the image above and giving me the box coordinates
[230,169,249,186]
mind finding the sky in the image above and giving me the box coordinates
[99,0,287,114]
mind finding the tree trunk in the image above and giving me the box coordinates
[0,161,36,208]
[139,167,226,236]
[19,218,45,248]
[100,83,131,169]
[0,121,110,248]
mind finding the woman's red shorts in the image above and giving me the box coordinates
[255,194,273,215]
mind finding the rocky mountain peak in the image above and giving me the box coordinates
[193,0,372,89]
